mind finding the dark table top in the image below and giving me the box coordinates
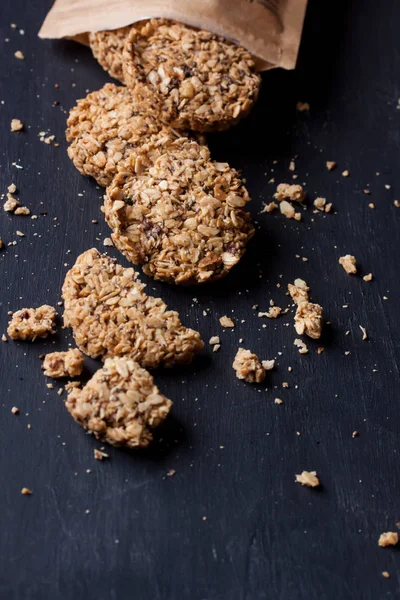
[1,1,400,598]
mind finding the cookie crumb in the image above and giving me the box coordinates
[209,336,220,345]
[368,203,375,209]
[21,487,32,495]
[1,334,7,342]
[359,326,368,341]
[342,169,350,177]
[261,359,275,371]
[219,316,235,328]
[394,200,400,208]
[326,161,336,171]
[279,200,295,219]
[382,571,390,579]
[317,347,324,354]
[14,206,30,216]
[274,183,306,203]
[233,348,265,383]
[295,302,323,339]
[363,273,373,282]
[295,471,320,487]
[288,278,309,305]
[378,532,399,547]
[261,201,278,213]
[167,469,176,477]
[274,398,283,405]
[42,349,85,378]
[313,197,326,211]
[339,254,357,274]
[352,431,358,438]
[11,406,19,415]
[10,118,24,132]
[296,101,310,112]
[3,195,20,212]
[14,50,24,60]
[103,237,113,247]
[294,338,309,354]
[94,449,109,461]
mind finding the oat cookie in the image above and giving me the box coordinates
[66,83,192,187]
[62,249,204,367]
[104,137,254,284]
[7,305,57,341]
[42,349,85,378]
[89,26,133,83]
[122,19,261,132]
[65,356,172,448]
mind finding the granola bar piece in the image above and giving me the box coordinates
[339,254,357,274]
[65,356,172,449]
[232,348,265,383]
[104,137,254,284]
[62,249,204,368]
[378,532,399,547]
[288,279,309,305]
[122,19,261,132]
[42,349,85,378]
[274,183,306,203]
[89,26,133,83]
[295,471,320,487]
[66,83,194,187]
[294,302,323,339]
[7,305,57,341]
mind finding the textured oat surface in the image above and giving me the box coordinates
[232,348,265,383]
[7,305,57,341]
[61,249,204,367]
[42,349,85,378]
[104,137,254,284]
[89,26,133,83]
[65,356,172,449]
[122,19,261,132]
[66,83,191,187]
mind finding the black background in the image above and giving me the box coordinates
[1,1,400,598]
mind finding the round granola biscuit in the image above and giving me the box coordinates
[122,19,261,132]
[89,26,133,83]
[66,83,192,187]
[103,137,255,284]
[65,356,173,449]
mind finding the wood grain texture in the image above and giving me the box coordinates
[1,0,400,598]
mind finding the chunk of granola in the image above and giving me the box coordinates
[10,118,24,132]
[314,197,326,211]
[267,306,282,319]
[294,338,309,354]
[62,249,203,368]
[288,279,309,305]
[3,194,20,212]
[65,357,173,449]
[339,254,357,274]
[7,305,57,341]
[261,359,275,370]
[274,183,306,203]
[326,161,336,171]
[89,26,133,83]
[261,201,278,213]
[279,200,295,219]
[363,273,373,282]
[232,348,265,383]
[295,471,320,487]
[219,316,235,328]
[295,302,323,339]
[378,532,399,547]
[42,349,85,378]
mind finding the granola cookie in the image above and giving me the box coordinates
[66,83,192,187]
[122,19,261,132]
[104,137,254,284]
[62,249,204,367]
[7,305,57,341]
[42,349,85,378]
[89,26,133,83]
[65,356,172,448]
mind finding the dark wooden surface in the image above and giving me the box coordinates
[1,1,400,598]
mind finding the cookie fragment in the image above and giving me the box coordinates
[232,348,265,383]
[7,305,57,341]
[122,19,261,132]
[42,349,85,378]
[295,471,320,487]
[65,357,172,449]
[294,302,323,339]
[378,532,399,547]
[62,249,203,368]
[339,254,357,274]
[104,137,254,284]
[66,83,191,187]
[89,26,133,83]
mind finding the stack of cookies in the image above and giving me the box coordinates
[66,18,261,285]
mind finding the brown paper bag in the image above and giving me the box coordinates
[39,0,308,71]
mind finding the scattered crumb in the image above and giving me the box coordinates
[267,306,282,319]
[363,273,373,282]
[1,334,7,342]
[378,532,399,547]
[94,449,109,461]
[339,254,357,274]
[368,203,375,209]
[42,349,85,378]
[288,278,309,305]
[21,487,32,495]
[261,201,278,213]
[46,383,54,389]
[279,200,296,219]
[274,183,306,203]
[16,230,25,237]
[382,571,390,579]
[11,406,19,415]
[314,197,326,211]
[342,170,350,177]
[296,101,310,112]
[394,200,400,208]
[213,344,221,352]
[261,359,275,371]
[103,237,113,246]
[14,50,24,59]
[289,160,295,171]
[274,398,283,405]
[14,206,30,216]
[10,118,23,132]
[233,348,265,383]
[219,316,235,328]
[317,347,324,354]
[294,338,309,354]
[352,431,358,438]
[295,471,320,487]
[359,326,368,341]
[209,336,220,345]
[295,302,323,339]
[326,161,336,171]
[3,195,20,212]
[167,469,175,477]
[65,381,81,393]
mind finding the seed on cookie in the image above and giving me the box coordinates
[65,356,173,449]
[122,18,261,132]
[61,248,204,367]
[66,83,195,187]
[89,26,133,83]
[103,137,254,284]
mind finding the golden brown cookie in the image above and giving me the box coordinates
[103,137,254,284]
[65,356,172,448]
[89,26,133,83]
[122,19,261,132]
[61,248,204,367]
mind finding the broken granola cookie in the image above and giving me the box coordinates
[104,137,254,284]
[42,349,85,378]
[62,249,204,368]
[274,183,306,203]
[378,532,399,547]
[66,83,193,187]
[232,348,265,383]
[295,471,320,487]
[288,279,309,305]
[294,302,323,339]
[7,305,57,341]
[89,26,133,83]
[339,254,357,274]
[65,356,172,449]
[122,19,261,132]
